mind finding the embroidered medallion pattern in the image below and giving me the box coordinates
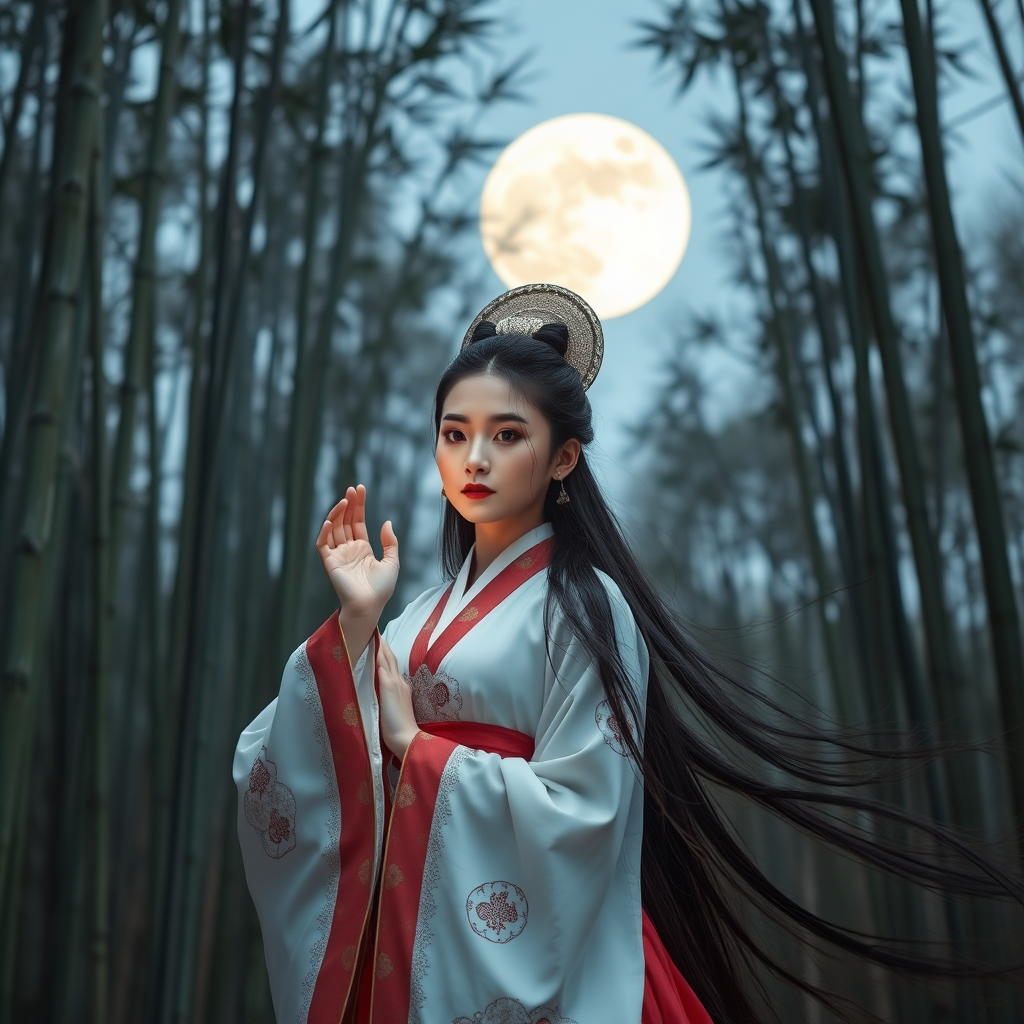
[595,698,634,758]
[466,881,528,942]
[407,663,463,722]
[452,996,578,1024]
[244,746,297,859]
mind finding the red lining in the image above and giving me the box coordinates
[305,618,378,1024]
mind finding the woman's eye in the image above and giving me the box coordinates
[496,428,521,443]
[443,429,465,442]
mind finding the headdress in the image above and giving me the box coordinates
[462,283,604,391]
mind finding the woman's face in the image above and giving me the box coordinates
[436,373,576,527]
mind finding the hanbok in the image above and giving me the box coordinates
[234,522,713,1024]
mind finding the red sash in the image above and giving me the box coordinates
[409,537,553,673]
[419,720,535,760]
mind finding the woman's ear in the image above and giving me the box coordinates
[553,438,581,479]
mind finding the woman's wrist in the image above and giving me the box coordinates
[391,728,421,763]
[337,605,384,665]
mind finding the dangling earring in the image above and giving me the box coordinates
[556,478,570,506]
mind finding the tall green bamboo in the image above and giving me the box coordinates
[107,0,184,591]
[806,0,962,753]
[0,0,107,908]
[0,0,49,605]
[722,19,849,709]
[173,6,289,1017]
[154,3,253,1016]
[899,0,1024,858]
[87,113,112,1024]
[274,0,345,669]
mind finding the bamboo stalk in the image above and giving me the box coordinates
[806,0,963,774]
[107,0,184,599]
[723,18,849,708]
[87,113,112,1024]
[0,0,107,909]
[154,4,253,1016]
[274,0,340,666]
[0,14,50,603]
[899,0,1024,863]
[146,1,214,1011]
[175,10,289,1006]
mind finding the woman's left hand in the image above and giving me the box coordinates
[377,639,419,761]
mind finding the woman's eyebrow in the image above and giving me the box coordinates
[441,412,529,424]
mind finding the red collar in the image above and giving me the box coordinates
[409,537,553,673]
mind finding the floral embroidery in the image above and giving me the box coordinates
[595,699,634,758]
[466,881,528,943]
[452,997,578,1024]
[376,952,394,979]
[243,747,297,859]
[407,664,463,722]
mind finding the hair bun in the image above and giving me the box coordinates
[532,322,569,357]
[470,320,497,343]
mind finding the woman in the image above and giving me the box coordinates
[235,285,1021,1024]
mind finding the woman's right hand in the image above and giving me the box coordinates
[316,485,399,616]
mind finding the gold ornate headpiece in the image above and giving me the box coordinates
[461,283,604,391]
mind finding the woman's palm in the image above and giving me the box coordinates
[317,485,399,611]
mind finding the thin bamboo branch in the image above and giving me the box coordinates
[976,0,1024,148]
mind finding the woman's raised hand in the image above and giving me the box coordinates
[316,485,399,616]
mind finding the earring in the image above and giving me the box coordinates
[556,478,570,506]
[441,486,447,498]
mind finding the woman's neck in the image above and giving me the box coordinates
[469,515,545,586]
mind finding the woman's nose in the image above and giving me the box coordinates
[465,436,490,473]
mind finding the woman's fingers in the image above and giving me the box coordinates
[380,520,400,569]
[324,496,347,523]
[352,484,370,543]
[378,637,400,674]
[340,486,356,542]
[315,517,334,553]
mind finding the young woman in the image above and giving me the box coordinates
[235,284,1021,1024]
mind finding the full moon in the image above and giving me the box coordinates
[480,113,691,320]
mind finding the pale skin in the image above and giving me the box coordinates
[316,372,580,761]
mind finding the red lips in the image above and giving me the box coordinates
[462,483,495,497]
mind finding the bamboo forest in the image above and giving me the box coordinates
[0,0,1022,1020]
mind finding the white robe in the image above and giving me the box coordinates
[234,522,649,1024]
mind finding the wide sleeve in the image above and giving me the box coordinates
[371,577,649,1024]
[232,614,385,1024]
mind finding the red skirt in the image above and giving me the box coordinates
[642,909,714,1024]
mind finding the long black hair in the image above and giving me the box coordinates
[433,323,1023,1023]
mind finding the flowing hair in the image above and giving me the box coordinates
[433,324,1023,1023]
